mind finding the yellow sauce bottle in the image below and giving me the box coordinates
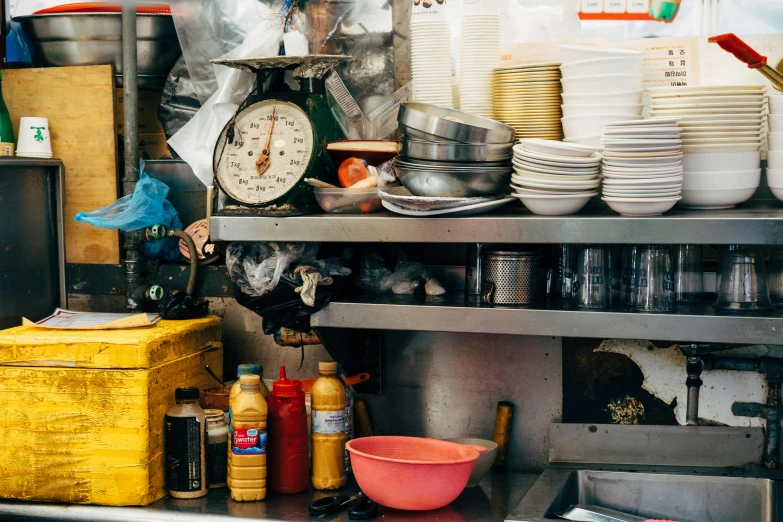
[228,375,268,501]
[311,362,347,490]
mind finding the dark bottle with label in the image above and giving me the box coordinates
[165,387,208,498]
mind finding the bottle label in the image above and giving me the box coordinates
[312,410,345,434]
[165,415,204,492]
[232,427,267,454]
[0,143,14,157]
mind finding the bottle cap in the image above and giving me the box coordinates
[237,364,262,377]
[272,366,303,396]
[319,361,338,373]
[239,374,261,386]
[175,387,199,401]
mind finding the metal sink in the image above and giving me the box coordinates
[507,469,782,522]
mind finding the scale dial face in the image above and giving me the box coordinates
[214,99,315,205]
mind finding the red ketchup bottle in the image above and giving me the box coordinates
[268,366,309,494]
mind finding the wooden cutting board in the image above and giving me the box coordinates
[3,65,120,265]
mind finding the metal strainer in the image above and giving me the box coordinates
[481,250,541,305]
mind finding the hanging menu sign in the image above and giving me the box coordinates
[579,0,682,22]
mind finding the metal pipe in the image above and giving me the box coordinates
[703,355,758,373]
[765,385,781,469]
[121,1,143,311]
[168,229,199,296]
[684,345,704,426]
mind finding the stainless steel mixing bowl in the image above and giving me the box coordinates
[393,161,511,198]
[16,13,181,85]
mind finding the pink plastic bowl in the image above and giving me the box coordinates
[346,436,483,511]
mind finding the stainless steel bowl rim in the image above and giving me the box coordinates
[401,139,514,163]
[399,102,516,144]
[483,251,542,258]
[15,13,174,20]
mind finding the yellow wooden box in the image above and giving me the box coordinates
[0,317,223,506]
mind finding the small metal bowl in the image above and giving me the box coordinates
[401,140,513,163]
[394,164,511,198]
[399,103,516,145]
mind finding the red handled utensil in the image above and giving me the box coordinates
[708,33,783,91]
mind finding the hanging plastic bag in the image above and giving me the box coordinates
[226,242,321,298]
[74,161,183,260]
[167,5,286,186]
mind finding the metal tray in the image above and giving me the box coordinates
[401,139,513,163]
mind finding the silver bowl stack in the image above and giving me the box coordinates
[395,103,516,198]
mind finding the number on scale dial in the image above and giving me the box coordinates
[214,100,315,205]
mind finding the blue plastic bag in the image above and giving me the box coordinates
[75,161,184,260]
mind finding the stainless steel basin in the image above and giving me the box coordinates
[507,469,782,522]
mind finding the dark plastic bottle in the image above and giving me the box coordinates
[267,366,309,494]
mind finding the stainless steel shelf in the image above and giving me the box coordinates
[311,294,783,344]
[210,203,783,244]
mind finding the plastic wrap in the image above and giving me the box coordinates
[226,242,321,298]
[359,254,443,295]
[158,57,200,142]
[167,8,286,186]
[503,0,581,43]
[74,161,183,260]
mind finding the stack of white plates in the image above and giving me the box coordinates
[645,85,767,154]
[492,63,563,141]
[411,19,455,108]
[458,13,501,118]
[559,45,644,148]
[767,93,783,202]
[600,118,683,216]
[509,138,601,215]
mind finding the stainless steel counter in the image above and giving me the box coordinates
[0,471,540,522]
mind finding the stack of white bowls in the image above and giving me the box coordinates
[646,85,767,157]
[458,8,501,118]
[559,45,644,148]
[410,16,454,108]
[647,85,767,209]
[768,93,783,201]
[510,138,602,216]
[600,118,683,216]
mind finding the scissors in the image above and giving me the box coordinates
[308,492,378,520]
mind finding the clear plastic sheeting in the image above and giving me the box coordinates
[167,3,286,187]
[168,0,288,105]
[502,0,581,43]
[227,243,321,298]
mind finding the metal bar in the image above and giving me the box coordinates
[312,295,783,345]
[121,1,143,311]
[548,423,764,469]
[705,355,759,372]
[209,203,783,244]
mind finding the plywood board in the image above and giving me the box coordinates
[3,65,120,264]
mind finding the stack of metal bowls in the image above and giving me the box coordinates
[394,103,515,198]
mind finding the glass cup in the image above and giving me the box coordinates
[620,245,638,307]
[715,250,773,311]
[634,245,674,312]
[769,250,783,306]
[552,244,576,303]
[673,244,703,303]
[574,245,611,309]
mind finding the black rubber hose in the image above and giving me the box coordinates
[167,229,198,297]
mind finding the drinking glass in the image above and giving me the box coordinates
[620,245,638,306]
[673,244,703,303]
[715,250,773,311]
[574,245,611,309]
[552,244,576,303]
[634,245,674,312]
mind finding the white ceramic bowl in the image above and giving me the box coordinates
[513,192,597,216]
[560,56,642,78]
[771,132,783,150]
[681,152,761,173]
[770,95,783,114]
[767,168,783,187]
[682,169,761,190]
[560,44,642,63]
[562,114,642,139]
[603,190,681,198]
[561,104,642,118]
[561,74,644,94]
[513,169,599,182]
[562,89,643,107]
[771,187,783,202]
[682,144,761,154]
[768,152,783,170]
[517,139,596,158]
[602,196,680,216]
[679,188,757,209]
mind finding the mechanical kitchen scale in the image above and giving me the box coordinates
[210,55,350,217]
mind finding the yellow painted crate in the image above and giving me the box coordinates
[0,317,223,506]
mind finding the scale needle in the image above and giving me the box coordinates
[256,108,276,175]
